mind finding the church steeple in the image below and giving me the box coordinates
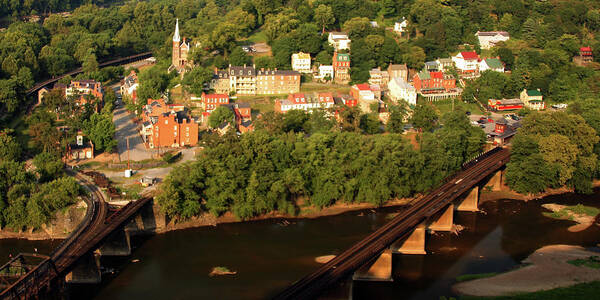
[173,18,180,43]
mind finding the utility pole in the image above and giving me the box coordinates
[126,137,130,170]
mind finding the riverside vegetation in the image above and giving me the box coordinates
[157,109,485,220]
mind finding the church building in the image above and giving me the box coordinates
[169,19,191,73]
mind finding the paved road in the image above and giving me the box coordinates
[113,105,153,162]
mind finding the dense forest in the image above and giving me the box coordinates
[2,0,600,114]
[157,109,485,220]
[1,0,600,223]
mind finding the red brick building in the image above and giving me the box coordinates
[332,52,351,84]
[201,93,229,112]
[148,113,198,148]
[412,71,456,91]
[141,98,198,148]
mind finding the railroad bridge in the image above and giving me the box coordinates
[0,172,161,300]
[275,147,510,299]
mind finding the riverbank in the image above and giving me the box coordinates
[0,200,87,240]
[158,197,417,233]
[3,179,599,240]
[453,245,600,297]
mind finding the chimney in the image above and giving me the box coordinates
[261,68,264,72]
[77,135,83,146]
[244,64,246,68]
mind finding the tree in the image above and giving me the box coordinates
[387,104,407,133]
[229,47,252,66]
[0,129,21,161]
[182,67,213,95]
[342,17,373,39]
[314,4,334,34]
[360,113,381,134]
[208,106,234,128]
[33,152,64,182]
[82,52,98,74]
[83,113,117,153]
[410,104,438,132]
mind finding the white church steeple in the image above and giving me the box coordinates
[173,18,180,43]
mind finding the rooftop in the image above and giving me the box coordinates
[526,89,543,97]
[460,51,479,60]
[476,31,510,37]
[484,58,503,69]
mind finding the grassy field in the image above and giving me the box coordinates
[460,281,600,300]
[301,82,351,94]
[247,29,267,43]
[235,96,277,115]
[426,98,485,115]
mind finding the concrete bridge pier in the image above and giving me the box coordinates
[486,170,503,192]
[352,249,393,281]
[390,222,427,255]
[427,204,454,232]
[456,186,479,212]
[65,253,101,284]
[97,229,131,256]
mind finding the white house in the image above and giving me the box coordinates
[328,32,351,51]
[479,58,505,73]
[120,70,138,102]
[452,51,480,73]
[394,18,408,34]
[388,77,417,106]
[275,92,335,113]
[475,31,510,49]
[370,21,379,28]
[291,52,311,73]
[317,65,334,81]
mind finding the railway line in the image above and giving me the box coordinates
[274,147,510,299]
[0,172,151,300]
[25,51,153,97]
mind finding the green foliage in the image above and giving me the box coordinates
[0,129,22,161]
[229,47,252,66]
[506,112,599,194]
[182,67,213,95]
[410,104,438,132]
[137,64,175,103]
[158,116,483,220]
[83,113,117,153]
[33,152,64,183]
[208,106,235,128]
[568,256,600,269]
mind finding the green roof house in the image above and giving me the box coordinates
[520,89,545,110]
[479,58,504,72]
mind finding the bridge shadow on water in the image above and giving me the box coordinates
[67,233,156,299]
[321,192,600,300]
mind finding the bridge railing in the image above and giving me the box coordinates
[461,146,502,170]
[26,52,153,96]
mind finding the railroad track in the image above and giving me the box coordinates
[274,148,510,299]
[1,167,152,299]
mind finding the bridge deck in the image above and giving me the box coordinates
[274,147,510,299]
[0,171,152,300]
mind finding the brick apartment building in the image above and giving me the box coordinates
[140,98,198,148]
[333,52,351,84]
[412,71,460,100]
[65,80,104,111]
[210,65,301,96]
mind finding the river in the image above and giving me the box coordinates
[1,191,599,299]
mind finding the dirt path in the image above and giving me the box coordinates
[453,245,600,297]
